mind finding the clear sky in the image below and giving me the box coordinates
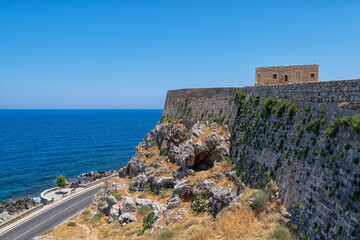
[0,0,359,109]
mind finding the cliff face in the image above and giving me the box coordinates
[162,79,360,239]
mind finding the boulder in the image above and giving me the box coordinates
[0,211,12,223]
[135,198,153,208]
[129,174,148,192]
[173,180,193,202]
[208,187,237,217]
[154,177,174,192]
[173,168,194,180]
[120,197,136,213]
[109,204,120,223]
[118,212,137,224]
[166,197,180,210]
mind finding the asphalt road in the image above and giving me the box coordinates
[0,186,101,240]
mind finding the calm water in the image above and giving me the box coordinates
[0,109,161,202]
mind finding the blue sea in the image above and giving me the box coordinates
[0,109,162,202]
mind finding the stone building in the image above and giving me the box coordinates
[255,64,319,85]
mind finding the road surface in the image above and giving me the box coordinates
[0,186,101,240]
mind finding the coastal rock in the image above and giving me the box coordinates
[0,211,13,223]
[120,197,136,213]
[118,213,137,225]
[118,156,146,179]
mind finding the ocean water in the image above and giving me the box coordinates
[0,109,162,202]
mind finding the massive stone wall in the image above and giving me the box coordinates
[162,79,360,240]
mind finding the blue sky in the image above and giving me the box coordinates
[0,0,359,109]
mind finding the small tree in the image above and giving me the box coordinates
[56,174,66,188]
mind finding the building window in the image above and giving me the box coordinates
[285,75,288,81]
[273,74,277,79]
[311,73,315,77]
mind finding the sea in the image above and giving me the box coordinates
[0,109,162,203]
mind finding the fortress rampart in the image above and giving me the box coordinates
[162,79,360,239]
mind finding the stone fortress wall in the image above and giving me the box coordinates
[255,64,319,85]
[162,79,360,239]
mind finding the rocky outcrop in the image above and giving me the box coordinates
[129,174,148,192]
[118,213,137,225]
[173,180,193,202]
[154,177,174,192]
[120,197,136,213]
[208,187,237,217]
[0,198,37,215]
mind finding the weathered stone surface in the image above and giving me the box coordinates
[208,187,237,217]
[135,198,153,208]
[0,211,12,223]
[172,168,194,180]
[166,197,180,210]
[173,180,193,202]
[129,174,148,192]
[109,204,120,223]
[120,197,136,213]
[118,213,137,224]
[154,177,174,192]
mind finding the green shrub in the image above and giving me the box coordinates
[157,229,176,239]
[276,100,287,117]
[110,192,122,201]
[291,224,299,231]
[159,188,172,199]
[222,156,233,166]
[306,120,320,135]
[305,104,311,112]
[352,114,360,133]
[236,90,246,107]
[337,116,351,126]
[93,212,104,221]
[262,97,277,118]
[138,205,151,216]
[138,212,157,235]
[312,150,318,156]
[138,192,146,198]
[67,221,76,227]
[252,190,269,211]
[287,103,298,122]
[81,210,90,215]
[269,226,293,239]
[344,143,351,150]
[325,124,338,138]
[191,194,208,214]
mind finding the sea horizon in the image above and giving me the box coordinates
[0,109,162,202]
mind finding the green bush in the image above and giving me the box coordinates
[252,190,269,211]
[262,97,277,118]
[157,229,176,239]
[269,226,293,239]
[93,212,104,221]
[138,212,157,235]
[325,124,338,138]
[352,114,360,133]
[110,191,122,201]
[291,224,299,231]
[56,174,66,188]
[138,206,151,216]
[306,120,320,135]
[337,116,351,126]
[276,100,287,117]
[81,210,90,215]
[236,90,246,107]
[287,103,298,122]
[67,222,76,227]
[138,192,146,198]
[191,194,208,214]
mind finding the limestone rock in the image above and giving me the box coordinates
[173,168,194,180]
[0,211,12,223]
[154,177,174,192]
[166,197,180,210]
[173,180,193,202]
[109,204,120,223]
[118,212,137,224]
[129,174,148,192]
[135,198,153,208]
[208,187,237,216]
[120,197,136,213]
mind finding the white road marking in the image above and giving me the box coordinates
[12,194,93,240]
